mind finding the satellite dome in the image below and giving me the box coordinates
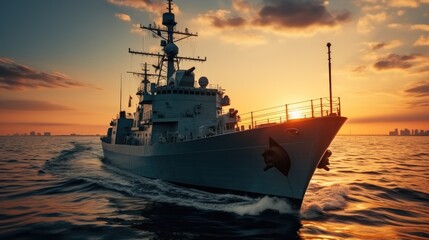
[198,76,209,88]
[164,43,178,56]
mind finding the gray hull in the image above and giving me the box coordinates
[102,116,346,207]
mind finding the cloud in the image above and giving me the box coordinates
[360,0,429,10]
[0,122,77,127]
[194,0,351,45]
[0,57,97,90]
[349,112,429,123]
[194,9,267,45]
[253,0,350,29]
[414,35,429,46]
[367,40,402,51]
[232,0,254,13]
[0,122,105,129]
[388,0,419,8]
[357,12,387,34]
[388,23,406,29]
[0,99,74,111]
[411,24,429,31]
[207,10,247,28]
[107,0,175,15]
[386,0,429,8]
[388,24,429,32]
[115,13,131,22]
[350,65,367,73]
[373,53,421,70]
[404,81,429,97]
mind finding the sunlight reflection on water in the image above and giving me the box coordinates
[0,136,428,239]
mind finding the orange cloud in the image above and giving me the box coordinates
[405,80,429,97]
[107,0,177,15]
[0,57,98,90]
[348,112,429,123]
[115,13,131,22]
[414,35,429,46]
[0,100,74,111]
[386,0,429,8]
[373,53,425,71]
[357,12,387,34]
[411,24,429,31]
[367,40,402,51]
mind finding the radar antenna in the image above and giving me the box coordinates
[128,0,206,85]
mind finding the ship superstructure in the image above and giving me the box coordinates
[101,0,346,210]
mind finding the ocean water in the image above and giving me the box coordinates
[0,136,428,239]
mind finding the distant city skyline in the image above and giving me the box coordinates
[3,128,429,137]
[389,128,429,136]
[6,131,100,136]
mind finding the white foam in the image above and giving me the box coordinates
[224,196,293,216]
[301,183,349,219]
[82,161,296,216]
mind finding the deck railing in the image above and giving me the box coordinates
[239,97,341,130]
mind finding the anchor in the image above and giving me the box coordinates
[317,149,332,171]
[262,137,291,176]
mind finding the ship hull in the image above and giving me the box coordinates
[102,116,346,209]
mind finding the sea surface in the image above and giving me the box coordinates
[0,135,428,239]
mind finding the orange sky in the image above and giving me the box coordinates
[0,0,428,135]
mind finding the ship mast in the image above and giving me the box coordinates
[128,0,206,84]
[327,42,333,115]
[127,63,157,93]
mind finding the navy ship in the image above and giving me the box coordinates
[101,0,346,210]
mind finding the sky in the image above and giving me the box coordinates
[0,0,428,135]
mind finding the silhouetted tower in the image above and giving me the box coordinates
[327,42,333,115]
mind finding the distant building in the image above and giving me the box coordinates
[400,128,411,136]
[389,128,398,136]
[30,131,36,136]
[43,132,51,136]
[389,128,429,136]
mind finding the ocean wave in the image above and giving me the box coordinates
[301,184,349,219]
[352,182,429,203]
[80,171,295,216]
[93,161,298,216]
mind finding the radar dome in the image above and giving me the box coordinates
[198,76,209,88]
[164,43,178,56]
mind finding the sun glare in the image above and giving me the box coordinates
[289,111,301,119]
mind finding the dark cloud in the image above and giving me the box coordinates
[351,65,366,73]
[373,54,420,70]
[407,100,429,107]
[371,42,387,51]
[405,81,429,97]
[200,0,350,33]
[0,100,74,111]
[349,112,429,123]
[0,122,76,127]
[253,0,351,28]
[211,16,246,28]
[368,40,401,51]
[0,57,96,90]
